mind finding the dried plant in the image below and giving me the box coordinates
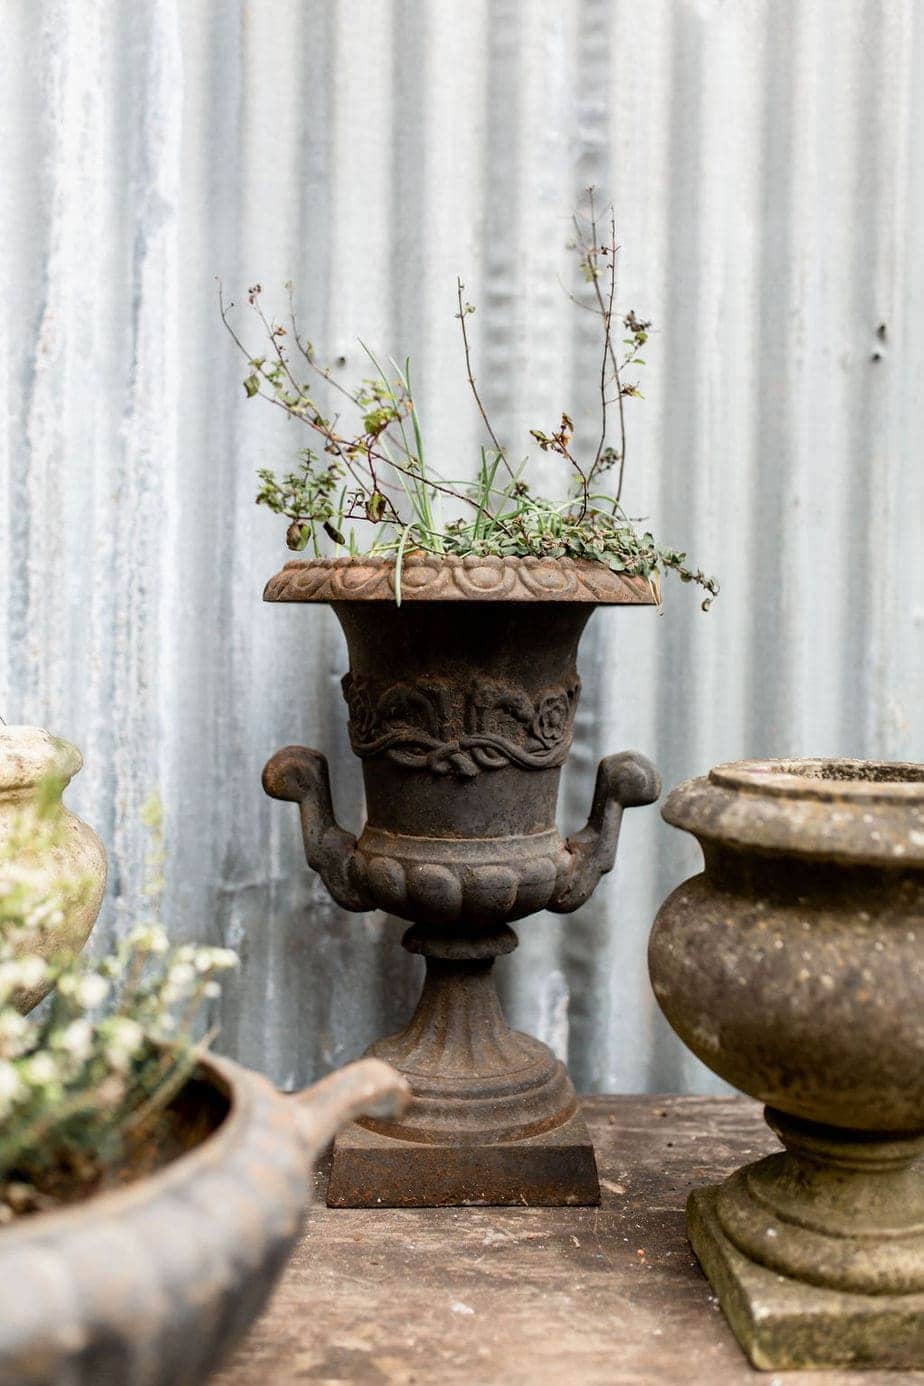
[221,189,718,609]
[0,795,237,1217]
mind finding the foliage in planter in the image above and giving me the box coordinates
[221,192,718,609]
[0,795,237,1218]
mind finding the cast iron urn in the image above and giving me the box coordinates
[649,758,924,1370]
[263,554,660,1207]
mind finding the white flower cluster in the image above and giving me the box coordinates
[0,811,239,1195]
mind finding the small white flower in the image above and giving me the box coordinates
[203,980,221,999]
[53,1018,94,1064]
[0,956,49,995]
[193,946,239,974]
[166,961,196,991]
[0,1059,25,1115]
[22,1052,59,1087]
[23,899,64,932]
[103,1017,145,1073]
[126,924,169,955]
[0,1010,33,1059]
[73,973,109,1010]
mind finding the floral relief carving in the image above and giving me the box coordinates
[342,672,581,778]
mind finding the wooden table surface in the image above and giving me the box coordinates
[216,1095,924,1386]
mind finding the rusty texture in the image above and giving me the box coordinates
[649,757,924,1369]
[264,557,660,1207]
[0,1054,408,1386]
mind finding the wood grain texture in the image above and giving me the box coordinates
[215,1095,924,1386]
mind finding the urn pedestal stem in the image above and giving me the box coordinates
[326,922,594,1206]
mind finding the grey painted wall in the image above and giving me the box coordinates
[2,0,921,1093]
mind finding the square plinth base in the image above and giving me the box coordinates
[687,1185,924,1371]
[326,1108,600,1208]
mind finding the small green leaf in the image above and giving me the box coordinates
[243,374,260,398]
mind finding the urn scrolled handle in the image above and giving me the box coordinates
[264,743,660,923]
[263,746,370,912]
[548,750,661,913]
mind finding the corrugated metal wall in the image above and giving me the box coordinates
[2,0,922,1094]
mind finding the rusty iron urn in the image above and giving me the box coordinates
[263,555,661,1206]
[648,758,924,1371]
[0,1054,409,1385]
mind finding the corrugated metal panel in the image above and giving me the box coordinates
[1,0,921,1093]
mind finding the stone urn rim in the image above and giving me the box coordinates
[263,554,658,605]
[663,756,924,867]
[0,725,82,793]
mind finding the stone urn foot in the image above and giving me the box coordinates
[649,759,924,1370]
[263,555,661,1207]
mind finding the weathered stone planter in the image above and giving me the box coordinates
[0,726,106,1011]
[0,1052,408,1386]
[649,758,924,1370]
[263,555,660,1207]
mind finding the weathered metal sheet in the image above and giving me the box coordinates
[1,0,921,1095]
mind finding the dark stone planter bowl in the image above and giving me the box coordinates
[0,1053,408,1386]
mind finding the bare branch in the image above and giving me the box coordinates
[455,278,516,482]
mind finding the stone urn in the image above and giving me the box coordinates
[263,554,661,1207]
[0,726,107,1011]
[648,758,924,1370]
[0,1052,409,1386]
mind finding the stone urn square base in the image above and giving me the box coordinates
[688,1187,924,1371]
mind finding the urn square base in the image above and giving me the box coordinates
[687,1185,924,1371]
[326,1108,601,1208]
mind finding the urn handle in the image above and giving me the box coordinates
[262,745,372,912]
[549,751,661,914]
[290,1057,411,1154]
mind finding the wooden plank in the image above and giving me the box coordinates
[215,1096,923,1385]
